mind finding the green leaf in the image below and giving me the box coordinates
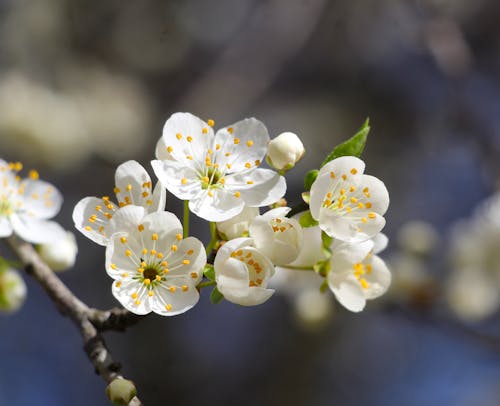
[299,211,318,228]
[210,287,224,304]
[304,169,318,191]
[203,264,215,281]
[320,118,370,168]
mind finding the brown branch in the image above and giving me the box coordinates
[6,235,144,406]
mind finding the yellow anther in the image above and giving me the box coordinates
[245,162,251,169]
[202,128,208,134]
[247,180,254,185]
[126,184,132,191]
[169,286,176,293]
[165,304,173,311]
[122,272,129,278]
[234,191,241,198]
[141,261,147,267]
[361,217,367,223]
[216,144,221,150]
[157,252,164,259]
[95,205,102,211]
[131,292,138,299]
[171,244,178,252]
[138,224,145,232]
[350,186,356,192]
[207,149,213,154]
[365,202,372,209]
[150,249,157,256]
[137,268,144,274]
[152,233,159,241]
[208,191,213,197]
[202,176,210,183]
[135,300,141,306]
[181,178,188,185]
[340,189,346,195]
[346,207,352,213]
[144,279,151,285]
[207,119,215,127]
[187,136,193,142]
[119,202,126,208]
[190,272,198,278]
[148,291,154,297]
[330,171,336,179]
[29,170,39,180]
[142,191,149,198]
[182,285,189,292]
[176,233,182,241]
[163,269,170,274]
[114,187,121,194]
[236,250,243,256]
[225,152,231,157]
[107,203,114,210]
[161,261,168,267]
[146,200,153,205]
[226,163,232,169]
[358,202,365,209]
[368,212,376,219]
[255,160,261,166]
[227,127,234,134]
[125,250,132,257]
[99,226,105,234]
[360,278,369,289]
[342,174,347,181]
[234,138,240,145]
[351,168,358,175]
[120,236,127,244]
[167,146,173,153]
[246,140,254,147]
[183,259,190,265]
[219,178,225,184]
[249,281,257,287]
[105,212,113,220]
[115,281,122,288]
[155,275,162,281]
[187,249,194,255]
[176,133,182,140]
[142,248,148,255]
[84,226,92,231]
[350,197,358,203]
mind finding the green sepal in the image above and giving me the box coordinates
[319,279,329,294]
[299,211,318,228]
[301,192,310,204]
[321,231,333,259]
[304,169,318,191]
[320,118,370,168]
[210,287,224,304]
[313,258,330,278]
[203,264,215,281]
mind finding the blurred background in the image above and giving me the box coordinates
[2,0,500,405]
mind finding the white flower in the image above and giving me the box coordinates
[0,160,65,243]
[73,160,166,246]
[397,220,440,256]
[327,235,391,312]
[0,268,27,313]
[37,231,78,272]
[151,112,286,222]
[214,237,275,306]
[249,207,303,266]
[105,206,206,316]
[266,132,305,172]
[216,206,259,240]
[309,156,389,243]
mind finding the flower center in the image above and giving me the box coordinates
[143,266,159,281]
[200,168,223,189]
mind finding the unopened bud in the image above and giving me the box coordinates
[266,132,305,172]
[37,231,78,271]
[0,268,27,313]
[106,378,137,406]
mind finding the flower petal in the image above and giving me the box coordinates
[329,239,373,271]
[108,205,146,236]
[0,217,13,237]
[20,179,62,219]
[10,214,65,244]
[319,209,385,243]
[152,281,200,316]
[72,197,117,246]
[151,159,202,201]
[363,255,391,300]
[328,273,366,312]
[189,188,244,222]
[161,112,213,164]
[225,168,286,207]
[213,118,269,173]
[112,279,152,315]
[114,160,159,210]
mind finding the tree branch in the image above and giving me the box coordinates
[6,235,144,405]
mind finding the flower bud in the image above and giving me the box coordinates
[37,231,78,271]
[216,206,259,240]
[0,268,27,313]
[266,132,305,172]
[106,378,137,406]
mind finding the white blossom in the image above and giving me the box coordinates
[73,160,166,246]
[214,237,275,306]
[151,112,286,222]
[309,156,389,243]
[0,160,65,243]
[37,231,78,272]
[105,206,206,316]
[249,207,303,266]
[266,132,305,172]
[216,206,259,240]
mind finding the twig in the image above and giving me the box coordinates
[6,235,144,406]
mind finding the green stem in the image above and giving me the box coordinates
[284,265,315,271]
[197,280,217,290]
[205,222,218,255]
[183,200,190,238]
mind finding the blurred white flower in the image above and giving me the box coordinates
[73,160,165,246]
[214,237,275,306]
[216,206,259,240]
[105,207,206,316]
[397,220,440,256]
[309,156,389,243]
[0,159,65,243]
[152,112,286,222]
[249,207,303,266]
[0,268,27,314]
[266,132,305,172]
[37,231,78,272]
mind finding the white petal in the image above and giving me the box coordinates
[372,233,389,255]
[150,180,166,213]
[163,237,206,280]
[328,273,366,312]
[161,112,213,164]
[358,174,389,215]
[142,211,183,241]
[151,159,202,201]
[214,237,254,268]
[114,160,158,210]
[213,118,269,173]
[329,239,373,271]
[10,214,65,244]
[285,223,325,268]
[108,206,146,235]
[318,156,366,180]
[363,256,391,300]
[225,168,286,207]
[319,209,385,243]
[189,188,244,222]
[232,286,275,306]
[152,282,200,316]
[20,179,62,219]
[72,197,117,246]
[112,279,152,315]
[0,217,13,237]
[216,206,259,240]
[216,257,251,298]
[106,233,143,279]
